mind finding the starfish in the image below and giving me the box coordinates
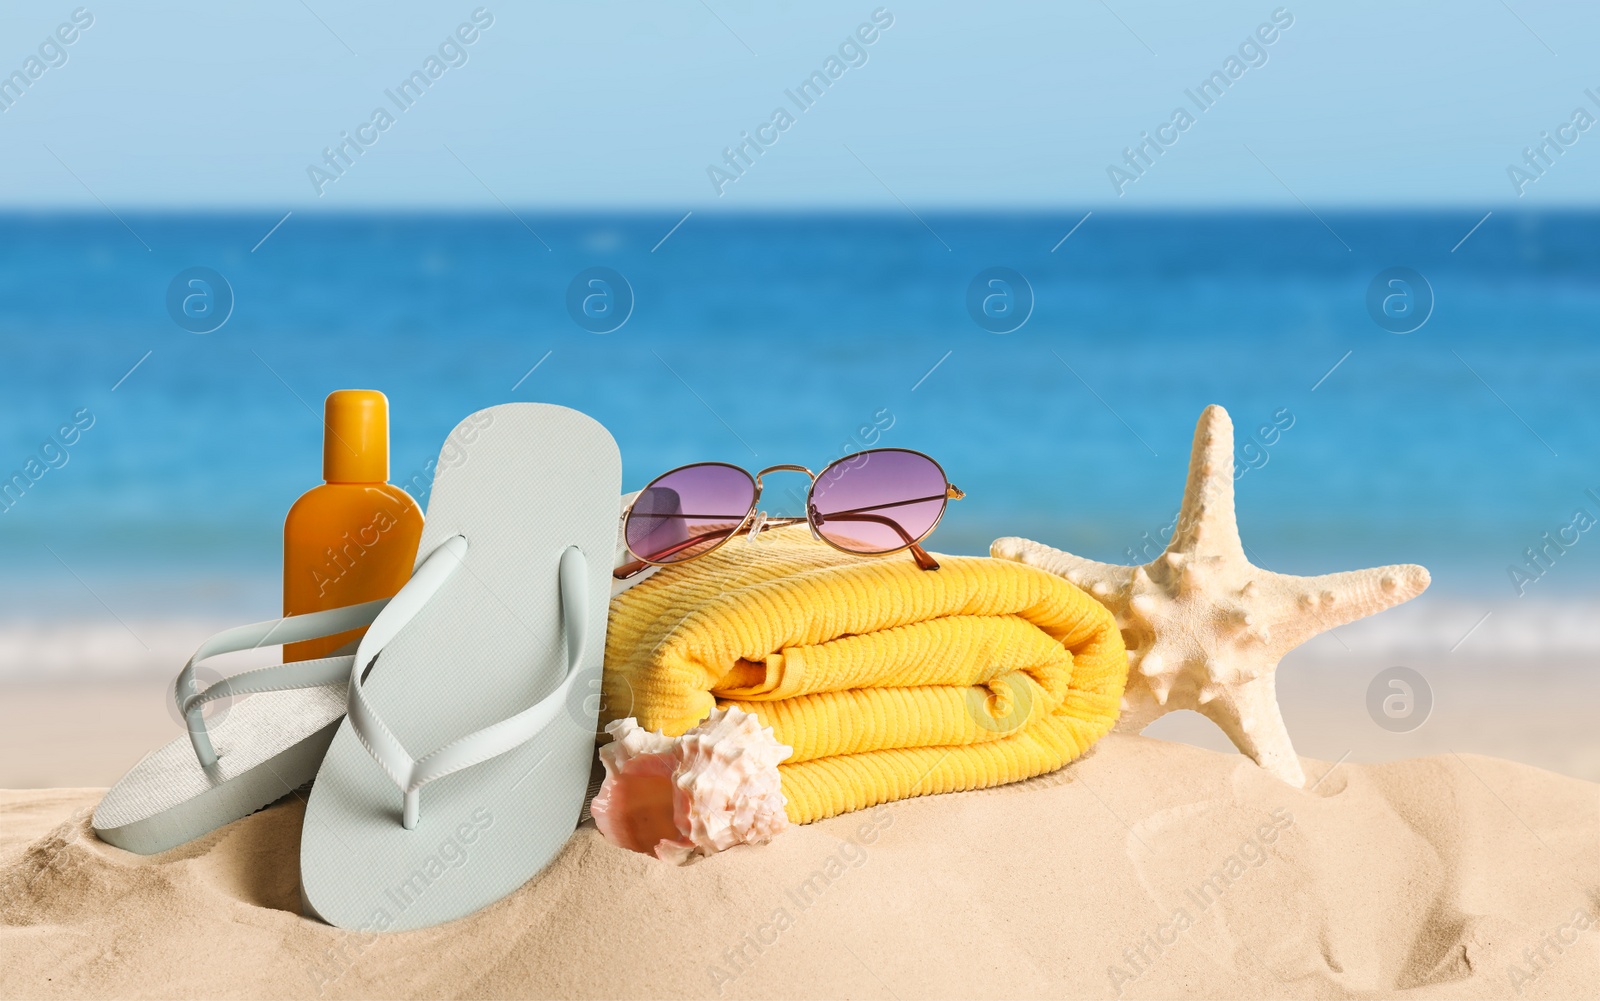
[992,405,1430,787]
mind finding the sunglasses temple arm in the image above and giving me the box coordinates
[813,493,953,519]
[612,524,744,580]
[612,515,808,580]
[612,558,653,580]
[810,509,942,571]
[811,510,920,547]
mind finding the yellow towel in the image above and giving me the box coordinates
[602,527,1128,824]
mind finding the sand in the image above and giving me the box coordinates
[3,733,1597,1000]
[11,651,1600,791]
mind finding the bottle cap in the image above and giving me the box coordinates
[323,390,390,483]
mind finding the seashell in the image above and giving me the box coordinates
[590,706,792,864]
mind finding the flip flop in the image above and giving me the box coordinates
[92,601,389,855]
[299,403,620,931]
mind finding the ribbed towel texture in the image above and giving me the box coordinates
[602,528,1128,824]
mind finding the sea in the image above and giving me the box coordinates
[1,210,1597,673]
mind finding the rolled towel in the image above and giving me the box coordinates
[602,526,1128,824]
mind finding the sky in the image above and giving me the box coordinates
[0,0,1595,209]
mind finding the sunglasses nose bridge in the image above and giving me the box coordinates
[752,464,815,493]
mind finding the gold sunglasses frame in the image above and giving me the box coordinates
[613,447,965,580]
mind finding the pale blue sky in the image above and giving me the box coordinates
[1,0,1595,208]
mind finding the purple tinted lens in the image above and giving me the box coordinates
[626,463,755,565]
[809,450,947,555]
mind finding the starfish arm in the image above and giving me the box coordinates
[1269,563,1432,649]
[990,537,1135,598]
[1166,405,1246,562]
[1195,675,1306,786]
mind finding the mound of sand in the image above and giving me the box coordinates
[2,734,1597,999]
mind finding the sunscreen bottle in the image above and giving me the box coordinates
[283,390,424,661]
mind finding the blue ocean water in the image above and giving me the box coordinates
[1,210,1597,618]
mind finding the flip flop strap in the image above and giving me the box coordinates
[344,536,591,830]
[176,597,392,769]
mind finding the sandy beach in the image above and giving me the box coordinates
[3,732,1596,999]
[4,582,1597,1000]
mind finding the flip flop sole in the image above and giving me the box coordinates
[300,403,620,931]
[92,685,344,855]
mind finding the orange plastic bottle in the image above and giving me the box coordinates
[283,390,424,662]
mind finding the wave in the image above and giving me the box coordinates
[1,593,1594,684]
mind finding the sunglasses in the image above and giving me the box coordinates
[614,447,964,580]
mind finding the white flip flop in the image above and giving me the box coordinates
[92,601,390,855]
[299,403,620,931]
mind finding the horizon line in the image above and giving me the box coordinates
[0,204,1589,216]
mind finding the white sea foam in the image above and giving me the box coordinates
[1284,595,1600,664]
[0,594,1593,683]
[0,619,275,682]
